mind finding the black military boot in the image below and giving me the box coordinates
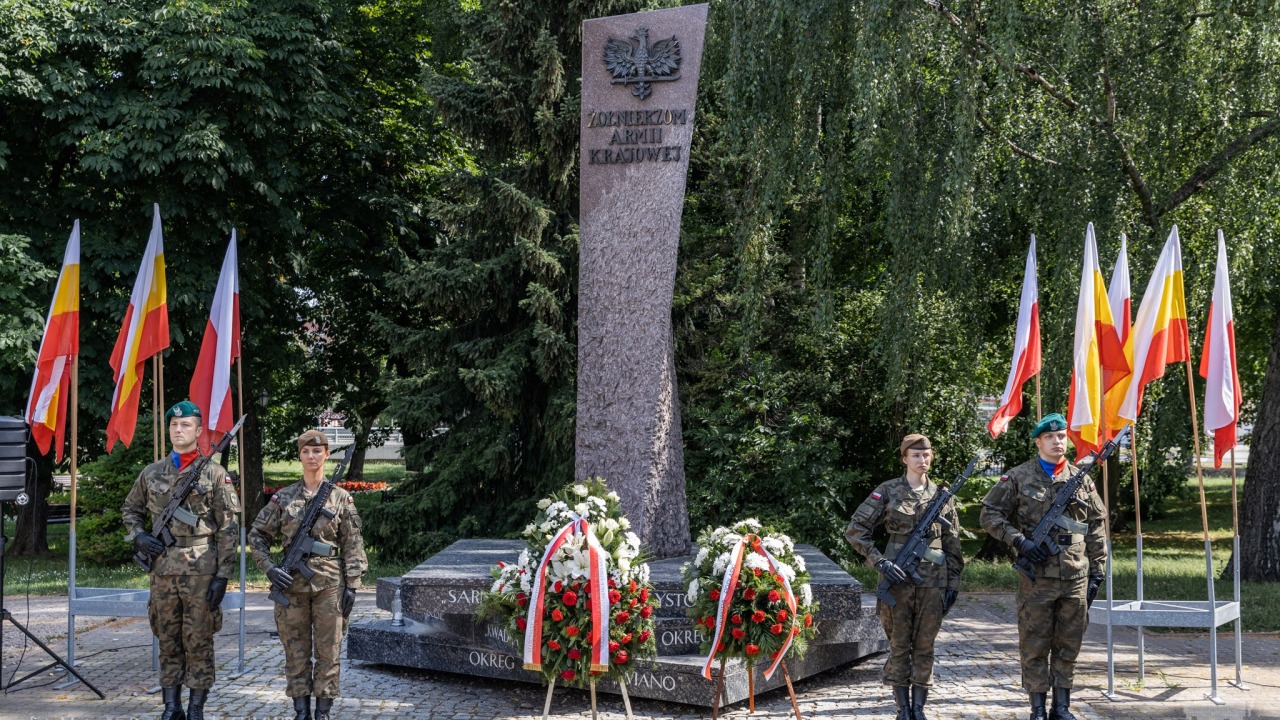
[893,686,912,720]
[910,685,929,720]
[1029,691,1049,720]
[293,696,312,720]
[314,697,334,720]
[1049,687,1077,720]
[159,686,186,720]
[185,689,207,720]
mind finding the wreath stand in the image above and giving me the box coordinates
[539,678,635,720]
[709,656,804,720]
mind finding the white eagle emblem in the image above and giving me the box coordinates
[603,27,681,100]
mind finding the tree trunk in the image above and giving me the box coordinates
[1239,308,1280,581]
[241,405,267,525]
[10,443,53,557]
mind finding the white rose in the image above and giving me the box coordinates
[604,518,620,532]
[607,491,620,502]
[686,578,700,604]
[619,517,631,530]
[574,502,590,517]
[573,484,589,497]
[800,583,812,606]
[537,498,552,510]
[619,556,631,573]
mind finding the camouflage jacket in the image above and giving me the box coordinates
[121,456,240,578]
[980,458,1107,580]
[845,476,964,590]
[248,481,368,592]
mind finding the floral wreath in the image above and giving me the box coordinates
[681,519,819,680]
[478,477,659,686]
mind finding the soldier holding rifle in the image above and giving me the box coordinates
[249,429,367,720]
[980,414,1108,720]
[122,400,241,720]
[845,434,964,720]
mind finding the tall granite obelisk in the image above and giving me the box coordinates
[576,4,708,558]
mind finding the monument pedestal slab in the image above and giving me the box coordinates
[348,539,886,707]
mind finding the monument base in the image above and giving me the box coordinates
[347,539,886,707]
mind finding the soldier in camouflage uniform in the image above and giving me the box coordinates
[846,434,963,720]
[980,414,1107,720]
[250,429,367,720]
[122,400,240,720]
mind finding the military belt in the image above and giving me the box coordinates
[173,536,212,548]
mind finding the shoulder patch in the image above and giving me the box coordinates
[269,495,279,503]
[348,496,355,503]
[224,475,234,483]
[1000,475,1009,482]
[870,491,882,501]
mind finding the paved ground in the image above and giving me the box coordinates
[1,591,1276,719]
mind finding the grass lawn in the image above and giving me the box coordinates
[3,463,416,597]
[848,475,1280,633]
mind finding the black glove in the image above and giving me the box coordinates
[942,589,958,616]
[267,565,294,592]
[1087,574,1104,607]
[1014,535,1048,565]
[875,558,908,585]
[206,577,228,609]
[340,587,356,618]
[133,531,164,557]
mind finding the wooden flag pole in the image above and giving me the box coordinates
[1184,355,1224,703]
[1185,360,1211,541]
[235,356,248,675]
[152,355,160,462]
[1035,374,1042,418]
[540,678,556,720]
[159,353,166,454]
[711,655,727,720]
[748,663,755,713]
[781,660,803,720]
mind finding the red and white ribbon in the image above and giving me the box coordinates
[700,533,800,681]
[523,514,611,672]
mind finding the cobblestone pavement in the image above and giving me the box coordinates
[1,591,1276,719]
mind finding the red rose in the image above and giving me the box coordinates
[562,669,576,681]
[554,581,563,593]
[731,614,743,625]
[770,623,784,635]
[703,616,716,629]
[609,641,621,653]
[615,611,630,624]
[804,614,813,627]
[608,578,617,589]
[639,630,650,642]
[629,597,638,608]
[792,626,801,637]
[548,640,561,651]
[745,644,760,656]
[571,582,581,590]
[568,648,582,660]
[716,642,725,652]
[566,625,580,637]
[516,617,527,630]
[753,568,762,577]
[614,650,629,664]
[708,588,720,601]
[621,632,633,645]
[609,589,622,605]
[551,608,564,622]
[516,592,528,607]
[768,590,782,603]
[640,605,652,619]
[731,628,745,640]
[777,610,789,622]
[562,591,578,607]
[751,610,766,624]
[640,587,650,602]
[743,588,756,600]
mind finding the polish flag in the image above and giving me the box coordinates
[1118,226,1190,423]
[106,205,170,452]
[1101,233,1132,443]
[1198,231,1241,468]
[26,223,80,462]
[1067,223,1129,457]
[988,236,1042,438]
[190,231,241,453]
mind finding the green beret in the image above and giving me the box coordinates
[1031,413,1067,439]
[165,399,202,421]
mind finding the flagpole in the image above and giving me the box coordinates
[159,353,166,455]
[1101,459,1117,699]
[1035,375,1042,418]
[1185,351,1223,704]
[235,357,248,675]
[67,354,79,667]
[1131,420,1145,680]
[152,356,159,462]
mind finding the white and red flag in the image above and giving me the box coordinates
[106,205,170,452]
[1067,223,1130,457]
[26,222,81,462]
[189,231,241,453]
[1198,231,1241,468]
[988,236,1042,438]
[1101,233,1133,443]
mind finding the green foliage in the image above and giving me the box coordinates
[75,431,155,565]
[0,233,54,400]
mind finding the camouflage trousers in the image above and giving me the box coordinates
[877,584,946,687]
[275,582,347,698]
[1016,574,1089,692]
[148,573,223,689]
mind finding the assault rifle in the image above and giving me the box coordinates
[134,415,247,572]
[1013,424,1130,584]
[268,443,355,607]
[876,455,980,607]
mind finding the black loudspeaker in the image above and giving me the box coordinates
[0,416,30,503]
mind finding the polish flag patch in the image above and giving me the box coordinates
[870,492,882,500]
[1000,475,1010,482]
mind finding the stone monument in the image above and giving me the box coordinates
[576,3,709,559]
